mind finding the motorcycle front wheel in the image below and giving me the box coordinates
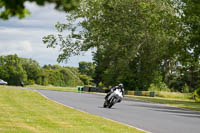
[108,97,115,108]
[103,100,109,108]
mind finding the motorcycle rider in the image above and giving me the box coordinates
[105,83,124,102]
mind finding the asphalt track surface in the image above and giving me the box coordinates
[37,90,200,133]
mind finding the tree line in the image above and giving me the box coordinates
[0,54,94,87]
[1,0,200,94]
[43,0,200,94]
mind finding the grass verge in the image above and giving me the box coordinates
[26,85,78,92]
[127,95,200,112]
[0,88,144,133]
[155,91,192,100]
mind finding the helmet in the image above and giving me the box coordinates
[118,83,123,88]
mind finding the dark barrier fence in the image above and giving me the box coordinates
[82,86,109,93]
[81,86,155,97]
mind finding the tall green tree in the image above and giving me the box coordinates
[44,0,182,90]
[181,0,200,62]
[78,61,95,77]
[21,58,42,84]
[78,61,95,85]
[42,64,83,86]
[165,0,200,91]
[0,54,27,85]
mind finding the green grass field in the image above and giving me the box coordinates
[155,91,193,100]
[0,88,144,133]
[26,85,78,92]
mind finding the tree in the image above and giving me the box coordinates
[0,54,84,86]
[181,0,200,90]
[181,0,200,62]
[0,54,27,85]
[42,64,83,86]
[79,74,92,85]
[78,61,95,85]
[21,58,42,84]
[43,0,182,90]
[164,0,200,92]
[0,0,79,19]
[78,61,95,77]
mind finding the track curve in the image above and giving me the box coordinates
[37,90,200,133]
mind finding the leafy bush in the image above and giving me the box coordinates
[149,72,170,92]
[148,84,160,91]
[148,82,170,92]
[159,82,171,92]
[193,88,200,102]
[79,74,92,85]
[149,82,193,100]
[28,80,35,85]
[182,84,190,93]
[98,82,104,88]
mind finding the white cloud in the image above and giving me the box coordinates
[0,40,32,56]
[18,41,33,53]
[0,26,57,40]
[0,2,93,67]
[0,26,93,67]
[0,27,24,35]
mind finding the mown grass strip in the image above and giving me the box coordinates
[0,88,144,133]
[26,85,78,92]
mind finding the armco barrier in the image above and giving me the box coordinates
[82,87,155,97]
[82,86,107,93]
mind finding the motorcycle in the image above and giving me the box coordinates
[103,89,123,108]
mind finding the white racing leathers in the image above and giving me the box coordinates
[103,89,124,108]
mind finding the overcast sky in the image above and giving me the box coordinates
[0,2,92,67]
